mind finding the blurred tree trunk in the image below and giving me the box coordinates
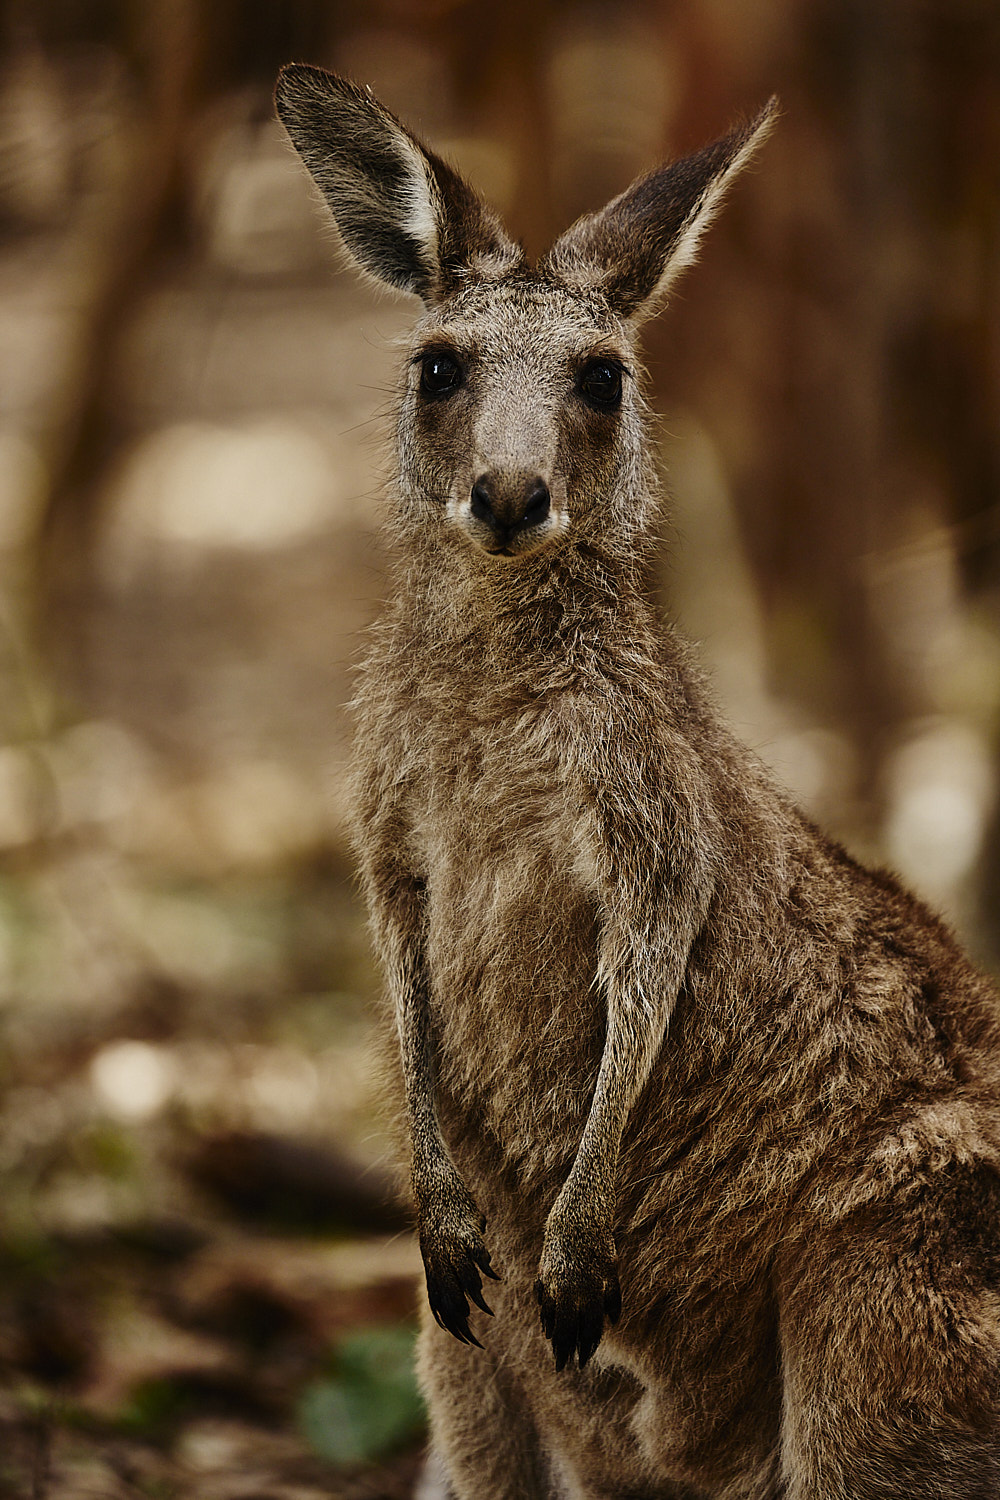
[647,0,1000,855]
[33,0,207,686]
[446,0,555,258]
[29,0,349,692]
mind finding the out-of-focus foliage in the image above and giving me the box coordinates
[0,0,998,1493]
[298,1324,424,1467]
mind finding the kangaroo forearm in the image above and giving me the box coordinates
[384,939,456,1199]
[378,904,496,1343]
[361,854,454,1195]
[557,889,710,1234]
[558,978,665,1223]
[399,973,443,1163]
[569,1013,645,1176]
[589,885,711,1115]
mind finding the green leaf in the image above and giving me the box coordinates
[297,1323,425,1467]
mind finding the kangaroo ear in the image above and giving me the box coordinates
[275,64,521,303]
[543,99,778,322]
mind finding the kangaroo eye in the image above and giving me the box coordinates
[419,350,463,397]
[578,360,623,410]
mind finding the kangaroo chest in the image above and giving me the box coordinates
[405,683,607,1171]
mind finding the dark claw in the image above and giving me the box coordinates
[552,1314,575,1373]
[423,1235,499,1348]
[536,1264,621,1370]
[448,1322,481,1348]
[460,1265,494,1317]
[475,1246,500,1281]
[429,1289,483,1348]
[533,1279,551,1341]
[576,1302,604,1367]
[467,1284,494,1316]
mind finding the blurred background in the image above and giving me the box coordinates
[0,0,998,1494]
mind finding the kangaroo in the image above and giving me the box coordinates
[275,65,1000,1499]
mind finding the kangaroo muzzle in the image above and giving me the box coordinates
[467,472,553,555]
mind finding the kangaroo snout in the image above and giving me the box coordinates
[468,473,552,553]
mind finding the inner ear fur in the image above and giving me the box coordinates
[543,98,778,321]
[275,64,521,303]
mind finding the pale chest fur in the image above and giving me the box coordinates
[392,650,609,1179]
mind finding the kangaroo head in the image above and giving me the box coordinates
[275,66,775,564]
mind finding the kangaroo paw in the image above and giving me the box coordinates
[535,1223,620,1372]
[419,1185,500,1347]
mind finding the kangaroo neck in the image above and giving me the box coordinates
[400,535,654,660]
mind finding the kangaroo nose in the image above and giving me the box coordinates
[470,480,499,531]
[470,476,551,540]
[521,481,551,529]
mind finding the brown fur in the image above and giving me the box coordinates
[276,64,1000,1498]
